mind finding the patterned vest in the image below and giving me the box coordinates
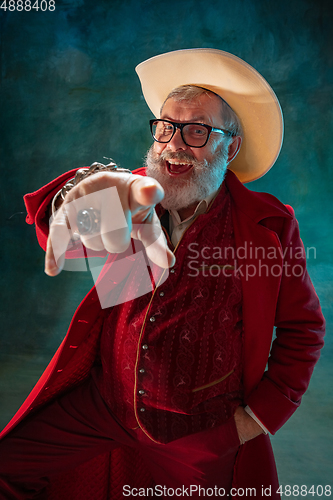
[95,183,244,444]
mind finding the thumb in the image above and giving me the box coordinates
[130,177,165,215]
[45,206,73,276]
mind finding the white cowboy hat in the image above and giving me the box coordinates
[135,48,283,183]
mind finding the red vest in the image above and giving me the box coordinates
[95,185,243,443]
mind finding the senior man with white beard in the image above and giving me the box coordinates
[0,49,325,500]
[145,85,240,215]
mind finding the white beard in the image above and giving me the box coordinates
[144,146,229,211]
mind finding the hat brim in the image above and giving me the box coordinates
[136,48,283,183]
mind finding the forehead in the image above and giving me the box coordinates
[160,93,223,126]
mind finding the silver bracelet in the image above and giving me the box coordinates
[51,160,132,216]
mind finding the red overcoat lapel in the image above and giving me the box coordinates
[225,170,293,398]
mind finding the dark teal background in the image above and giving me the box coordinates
[1,0,332,490]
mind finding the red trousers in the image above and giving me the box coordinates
[0,374,240,499]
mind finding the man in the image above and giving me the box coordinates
[0,49,325,499]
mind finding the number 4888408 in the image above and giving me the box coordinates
[0,0,55,11]
[276,485,332,497]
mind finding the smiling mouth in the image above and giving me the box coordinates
[166,161,194,175]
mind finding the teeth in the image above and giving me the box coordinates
[168,161,189,165]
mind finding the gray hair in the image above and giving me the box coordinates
[161,85,243,138]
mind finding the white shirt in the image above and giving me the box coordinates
[168,190,218,246]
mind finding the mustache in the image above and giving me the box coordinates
[158,150,196,164]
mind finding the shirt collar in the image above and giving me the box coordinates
[169,187,220,227]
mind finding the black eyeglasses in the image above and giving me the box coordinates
[149,119,233,148]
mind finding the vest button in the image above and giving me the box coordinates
[139,368,145,374]
[140,407,146,412]
[149,316,156,322]
[170,269,175,273]
[142,344,149,350]
[159,291,165,297]
[138,389,145,395]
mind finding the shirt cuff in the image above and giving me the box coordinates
[244,406,269,435]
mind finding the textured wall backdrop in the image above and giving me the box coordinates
[0,0,332,489]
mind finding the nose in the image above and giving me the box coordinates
[166,127,187,151]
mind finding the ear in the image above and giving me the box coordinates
[227,136,242,164]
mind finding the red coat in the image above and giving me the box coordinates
[0,168,325,499]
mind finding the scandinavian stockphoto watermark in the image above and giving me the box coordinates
[49,186,318,307]
[186,242,317,281]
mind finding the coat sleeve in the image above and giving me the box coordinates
[245,212,325,434]
[24,168,80,251]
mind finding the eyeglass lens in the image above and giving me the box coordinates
[152,121,209,147]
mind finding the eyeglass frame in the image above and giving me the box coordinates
[149,118,233,148]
